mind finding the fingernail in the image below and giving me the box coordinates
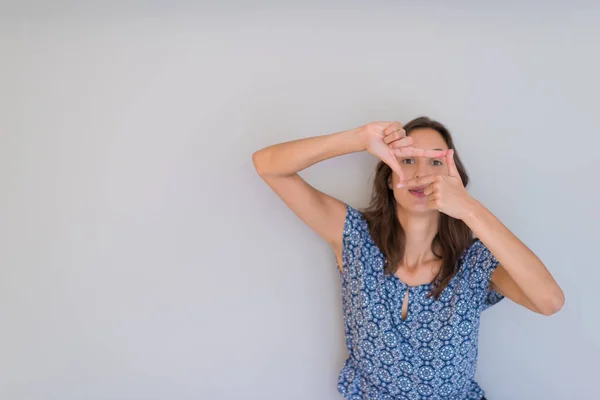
[397,183,404,188]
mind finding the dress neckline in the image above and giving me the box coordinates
[389,273,434,290]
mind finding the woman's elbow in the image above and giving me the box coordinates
[252,149,269,176]
[538,289,565,316]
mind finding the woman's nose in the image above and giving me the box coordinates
[416,159,432,177]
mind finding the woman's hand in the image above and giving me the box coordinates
[358,121,447,182]
[397,149,474,219]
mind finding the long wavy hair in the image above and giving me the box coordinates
[361,116,474,299]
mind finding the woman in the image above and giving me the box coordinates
[252,116,564,400]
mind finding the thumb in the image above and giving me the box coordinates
[446,149,460,178]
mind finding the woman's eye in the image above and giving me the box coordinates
[402,158,415,164]
[431,160,444,166]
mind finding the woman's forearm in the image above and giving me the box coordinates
[463,198,565,315]
[252,128,366,177]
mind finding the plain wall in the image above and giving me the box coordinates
[1,2,599,399]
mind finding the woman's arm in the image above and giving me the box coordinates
[252,128,365,254]
[252,121,445,269]
[399,149,565,315]
[462,199,565,315]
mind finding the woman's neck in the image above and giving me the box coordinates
[396,208,440,269]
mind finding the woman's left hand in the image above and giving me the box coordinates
[397,149,475,220]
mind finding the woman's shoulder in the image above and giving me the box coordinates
[343,203,369,233]
[457,237,501,289]
[461,238,498,264]
[340,204,375,253]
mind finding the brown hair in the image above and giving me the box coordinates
[361,116,474,299]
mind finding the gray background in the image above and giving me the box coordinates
[1,2,598,399]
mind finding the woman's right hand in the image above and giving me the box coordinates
[358,121,447,182]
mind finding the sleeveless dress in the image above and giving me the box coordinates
[337,205,504,400]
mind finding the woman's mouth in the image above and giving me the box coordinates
[408,186,427,198]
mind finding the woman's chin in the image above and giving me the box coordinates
[398,202,437,215]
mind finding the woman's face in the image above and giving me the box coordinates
[390,128,450,214]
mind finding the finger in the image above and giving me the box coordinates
[387,136,413,147]
[383,149,405,182]
[383,130,403,145]
[397,174,437,188]
[383,122,404,137]
[446,149,460,178]
[394,147,448,158]
[427,196,442,212]
[423,184,435,196]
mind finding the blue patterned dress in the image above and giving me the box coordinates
[337,205,503,400]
